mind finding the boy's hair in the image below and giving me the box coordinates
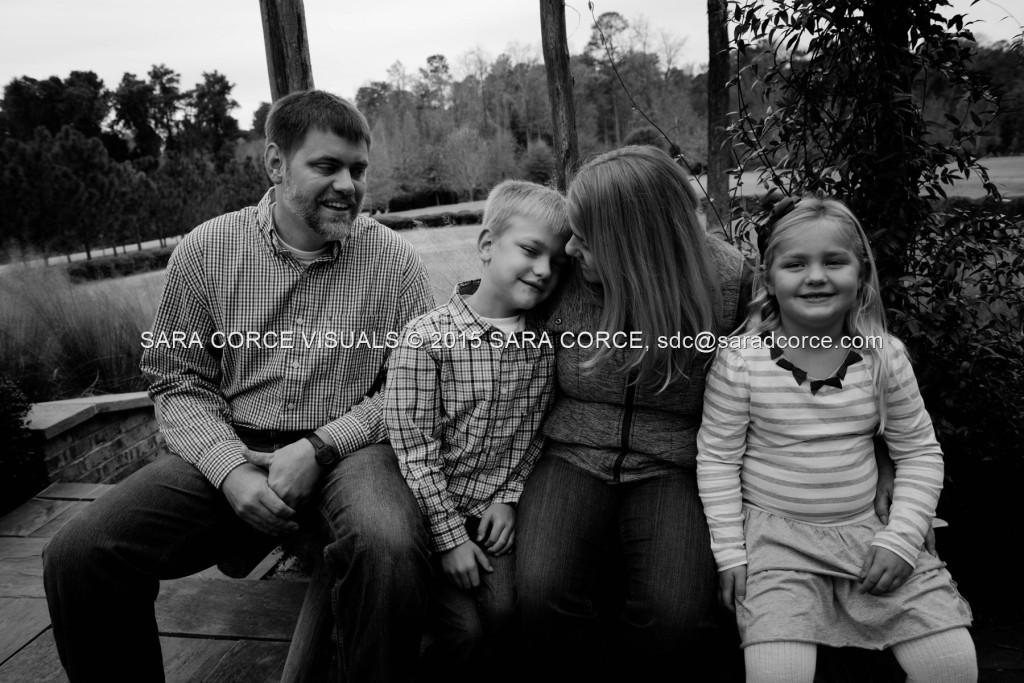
[746,196,893,431]
[265,90,372,159]
[567,145,719,392]
[482,180,570,241]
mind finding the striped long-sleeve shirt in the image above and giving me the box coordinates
[696,335,944,571]
[140,188,433,488]
[385,281,555,553]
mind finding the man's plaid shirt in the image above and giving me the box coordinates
[141,188,432,488]
[385,281,555,553]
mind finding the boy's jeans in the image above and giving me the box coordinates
[43,441,430,683]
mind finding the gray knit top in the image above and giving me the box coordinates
[543,234,751,482]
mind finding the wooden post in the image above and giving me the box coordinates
[259,0,315,101]
[707,0,731,238]
[539,0,579,192]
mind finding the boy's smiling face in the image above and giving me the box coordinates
[470,215,569,319]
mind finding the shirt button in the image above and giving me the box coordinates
[286,402,296,410]
[292,361,300,369]
[295,318,304,326]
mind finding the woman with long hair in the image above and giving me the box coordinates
[516,145,752,677]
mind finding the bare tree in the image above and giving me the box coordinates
[442,126,489,201]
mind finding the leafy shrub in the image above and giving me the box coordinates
[374,215,416,231]
[419,214,450,228]
[0,376,45,516]
[64,246,175,283]
[455,210,483,225]
[388,188,461,213]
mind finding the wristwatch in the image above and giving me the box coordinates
[306,432,339,467]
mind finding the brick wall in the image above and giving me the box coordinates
[27,393,171,484]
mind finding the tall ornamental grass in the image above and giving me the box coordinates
[0,266,161,401]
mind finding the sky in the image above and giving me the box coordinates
[1,0,1020,129]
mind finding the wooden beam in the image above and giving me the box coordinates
[259,0,315,101]
[707,0,731,237]
[539,0,580,192]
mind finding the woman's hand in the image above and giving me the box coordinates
[478,503,516,555]
[860,546,912,595]
[718,565,747,614]
[873,448,937,555]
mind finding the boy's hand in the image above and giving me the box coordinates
[478,503,516,555]
[718,565,747,614]
[441,540,494,590]
[860,546,913,595]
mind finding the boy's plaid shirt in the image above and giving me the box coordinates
[385,281,555,553]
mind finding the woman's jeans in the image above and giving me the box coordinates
[42,441,430,683]
[517,455,723,679]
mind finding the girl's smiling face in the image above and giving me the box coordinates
[767,221,862,337]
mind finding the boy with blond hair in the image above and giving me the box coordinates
[384,179,569,675]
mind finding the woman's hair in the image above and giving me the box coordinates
[567,145,719,391]
[746,196,892,431]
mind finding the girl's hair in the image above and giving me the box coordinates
[567,145,719,391]
[746,196,892,431]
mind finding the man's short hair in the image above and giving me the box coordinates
[483,180,569,240]
[265,90,372,159]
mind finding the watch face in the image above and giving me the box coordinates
[313,441,338,466]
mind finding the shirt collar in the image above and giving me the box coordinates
[448,280,544,336]
[255,187,353,261]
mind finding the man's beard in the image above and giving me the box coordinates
[281,182,360,242]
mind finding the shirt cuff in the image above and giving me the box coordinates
[869,537,919,568]
[431,516,471,554]
[196,440,248,489]
[318,404,383,458]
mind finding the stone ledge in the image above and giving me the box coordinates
[26,392,153,439]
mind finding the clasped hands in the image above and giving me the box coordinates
[220,440,321,536]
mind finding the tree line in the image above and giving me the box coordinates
[0,11,1020,260]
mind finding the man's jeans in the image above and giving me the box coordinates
[516,455,722,679]
[42,442,431,682]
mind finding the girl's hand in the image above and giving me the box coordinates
[440,540,494,590]
[478,503,516,555]
[718,566,747,614]
[860,546,912,595]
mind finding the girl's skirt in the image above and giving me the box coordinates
[738,506,973,649]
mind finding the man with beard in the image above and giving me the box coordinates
[43,91,434,682]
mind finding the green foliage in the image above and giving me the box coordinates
[0,375,44,516]
[891,201,1024,455]
[726,0,1024,468]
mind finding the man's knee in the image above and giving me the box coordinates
[321,444,429,570]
